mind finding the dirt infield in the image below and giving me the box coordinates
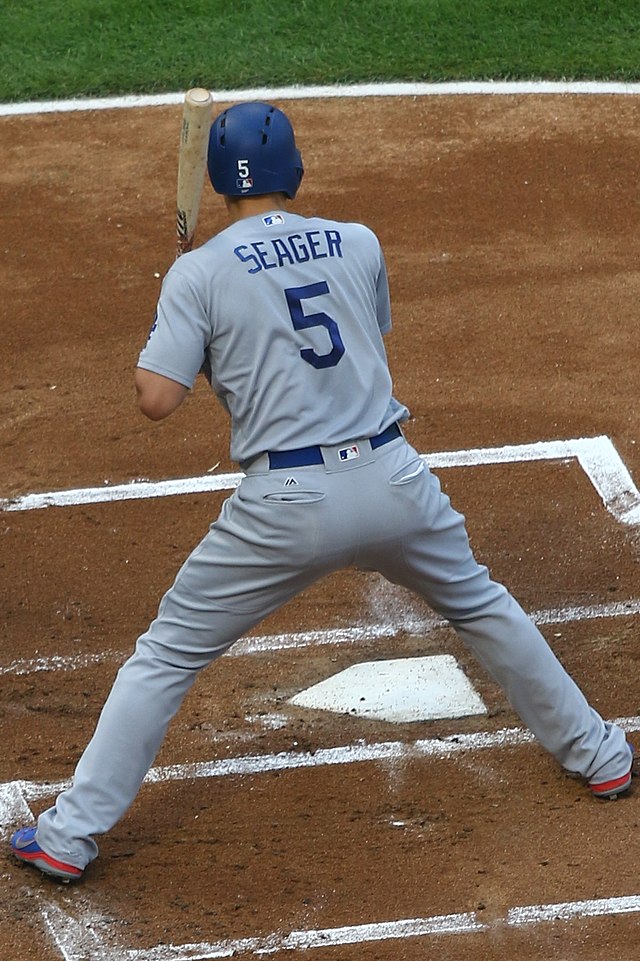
[1,94,640,960]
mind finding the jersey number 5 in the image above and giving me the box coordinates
[285,282,345,369]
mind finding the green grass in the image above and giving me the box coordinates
[2,0,640,102]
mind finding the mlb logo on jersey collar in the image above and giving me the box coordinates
[339,445,360,462]
[263,213,285,226]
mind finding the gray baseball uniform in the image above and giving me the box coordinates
[35,210,630,870]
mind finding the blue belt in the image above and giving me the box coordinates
[267,422,402,470]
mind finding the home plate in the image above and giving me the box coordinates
[289,655,487,722]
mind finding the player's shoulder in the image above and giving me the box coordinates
[300,214,382,253]
[166,230,231,284]
[302,213,379,237]
[164,249,207,288]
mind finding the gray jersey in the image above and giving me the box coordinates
[138,211,408,464]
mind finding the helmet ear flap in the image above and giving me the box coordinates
[207,102,304,199]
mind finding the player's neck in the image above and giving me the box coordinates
[224,194,290,224]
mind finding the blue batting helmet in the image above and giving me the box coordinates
[207,102,304,199]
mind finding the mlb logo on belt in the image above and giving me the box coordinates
[339,444,360,461]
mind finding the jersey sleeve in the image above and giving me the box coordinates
[137,267,211,389]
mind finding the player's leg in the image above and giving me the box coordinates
[368,448,631,789]
[35,475,348,872]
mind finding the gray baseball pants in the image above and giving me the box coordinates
[37,435,630,868]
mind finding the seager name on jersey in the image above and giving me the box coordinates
[234,229,343,274]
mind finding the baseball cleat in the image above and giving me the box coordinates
[10,826,83,882]
[589,742,635,800]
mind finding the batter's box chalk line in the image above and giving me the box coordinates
[3,715,640,837]
[35,889,640,960]
[4,595,640,680]
[1,435,640,526]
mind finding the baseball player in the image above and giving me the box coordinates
[11,102,634,882]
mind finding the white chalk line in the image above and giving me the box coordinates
[431,435,640,526]
[3,595,640,679]
[37,891,640,960]
[3,435,639,526]
[3,715,639,837]
[4,80,640,117]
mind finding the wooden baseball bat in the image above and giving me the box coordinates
[176,87,213,258]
